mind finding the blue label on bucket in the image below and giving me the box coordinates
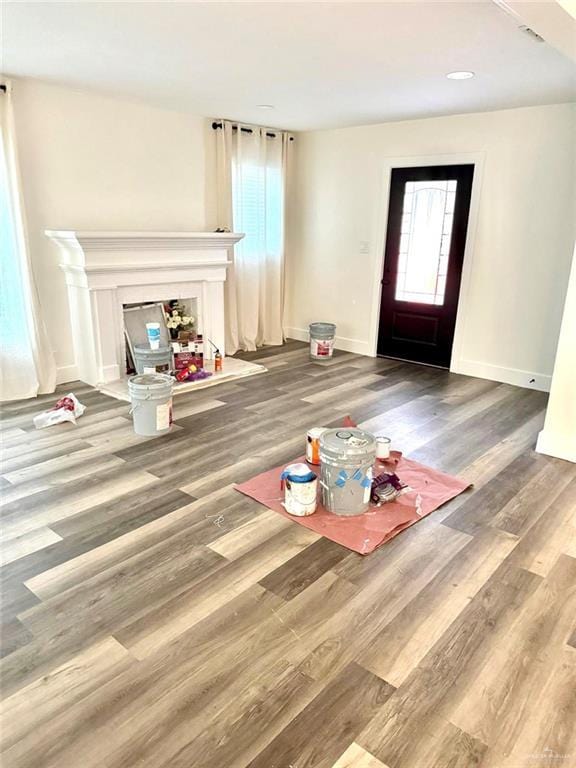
[147,327,161,342]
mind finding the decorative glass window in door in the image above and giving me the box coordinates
[395,180,457,305]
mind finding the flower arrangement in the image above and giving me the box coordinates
[164,300,195,340]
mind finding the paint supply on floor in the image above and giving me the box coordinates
[33,393,86,429]
[133,344,173,375]
[371,471,409,504]
[375,436,391,460]
[306,427,327,465]
[235,452,470,554]
[280,462,318,516]
[128,373,173,436]
[309,322,336,360]
[319,428,376,516]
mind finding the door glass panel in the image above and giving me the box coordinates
[395,179,457,305]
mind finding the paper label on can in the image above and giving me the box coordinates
[310,338,334,357]
[156,402,170,431]
[306,436,320,464]
[143,366,156,374]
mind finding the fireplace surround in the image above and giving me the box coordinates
[46,231,244,386]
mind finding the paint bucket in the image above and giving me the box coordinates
[319,428,376,516]
[133,345,173,375]
[281,463,318,516]
[306,427,327,465]
[309,322,336,361]
[128,374,174,437]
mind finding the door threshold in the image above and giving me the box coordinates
[377,354,449,371]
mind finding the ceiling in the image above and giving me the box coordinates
[2,0,575,130]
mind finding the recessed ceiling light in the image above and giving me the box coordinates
[257,104,275,109]
[446,71,475,80]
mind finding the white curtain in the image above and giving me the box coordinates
[0,83,56,400]
[215,120,290,353]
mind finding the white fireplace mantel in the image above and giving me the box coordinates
[46,230,244,386]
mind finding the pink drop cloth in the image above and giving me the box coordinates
[235,454,470,555]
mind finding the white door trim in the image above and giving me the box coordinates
[368,151,486,374]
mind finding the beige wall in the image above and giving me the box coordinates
[13,78,216,380]
[286,103,576,390]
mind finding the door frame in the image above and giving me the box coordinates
[368,151,486,374]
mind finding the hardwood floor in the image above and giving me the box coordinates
[1,341,575,768]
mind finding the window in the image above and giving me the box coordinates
[395,179,457,305]
[231,158,283,264]
[0,104,37,397]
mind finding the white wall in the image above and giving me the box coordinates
[537,244,576,462]
[285,103,576,390]
[13,78,216,381]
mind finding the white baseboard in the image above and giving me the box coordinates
[536,429,576,463]
[284,326,373,357]
[55,364,79,385]
[451,358,551,392]
[286,330,551,391]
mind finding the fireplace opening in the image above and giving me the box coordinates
[122,298,206,377]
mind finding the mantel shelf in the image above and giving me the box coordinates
[45,230,244,251]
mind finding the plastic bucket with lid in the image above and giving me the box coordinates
[128,374,174,437]
[309,322,336,361]
[319,428,376,516]
[133,345,173,375]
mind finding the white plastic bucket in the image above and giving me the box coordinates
[128,374,174,437]
[309,322,336,361]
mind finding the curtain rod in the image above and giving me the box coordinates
[212,121,294,141]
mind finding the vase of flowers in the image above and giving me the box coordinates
[164,301,195,340]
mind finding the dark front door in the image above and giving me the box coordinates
[377,164,474,368]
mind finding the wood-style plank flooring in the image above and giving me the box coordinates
[1,341,575,768]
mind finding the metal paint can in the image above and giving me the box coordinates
[281,463,318,516]
[319,428,376,516]
[306,427,327,465]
